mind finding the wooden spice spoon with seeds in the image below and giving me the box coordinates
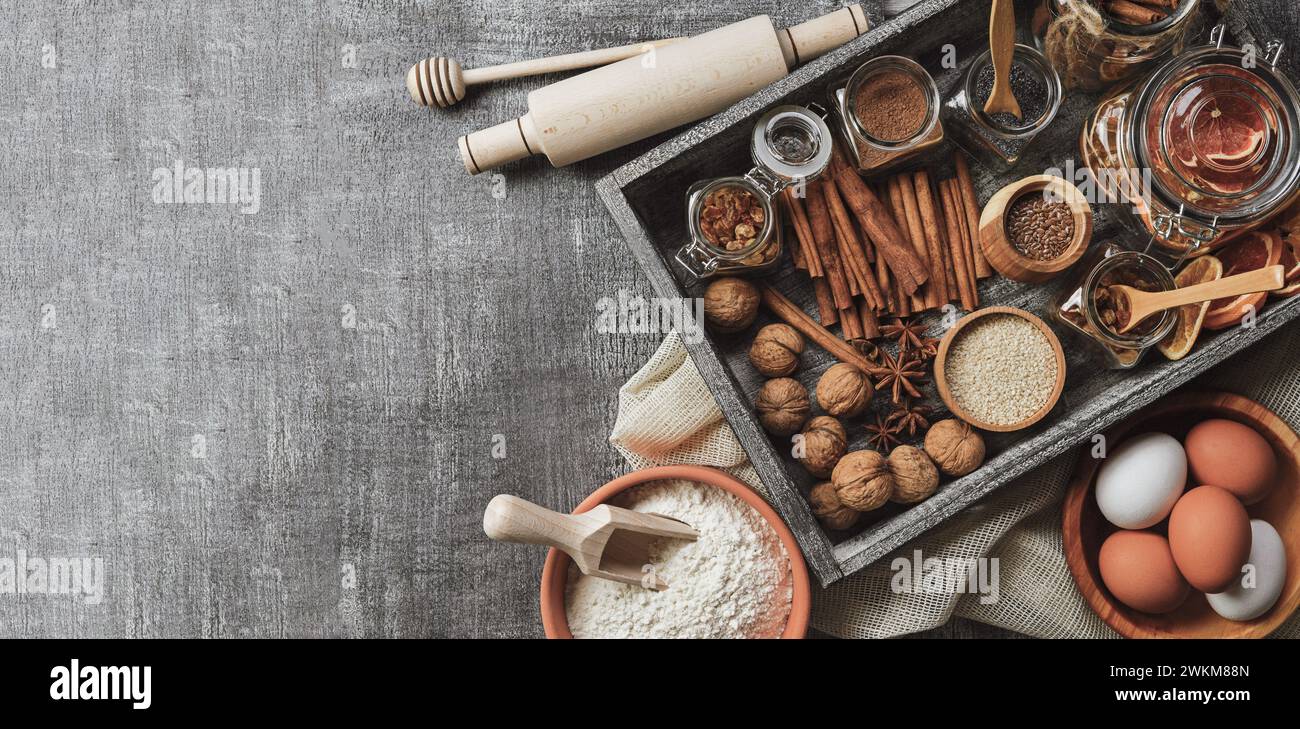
[983,0,1022,120]
[483,494,697,590]
[1111,265,1285,334]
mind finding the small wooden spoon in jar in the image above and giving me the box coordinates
[1109,265,1286,334]
[983,0,1022,121]
[483,494,698,590]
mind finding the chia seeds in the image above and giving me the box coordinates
[974,61,1049,130]
[1006,193,1074,260]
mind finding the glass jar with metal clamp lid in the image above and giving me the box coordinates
[676,105,834,280]
[1079,25,1300,257]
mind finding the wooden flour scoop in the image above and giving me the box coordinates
[1110,265,1286,334]
[482,494,698,590]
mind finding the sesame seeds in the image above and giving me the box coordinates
[945,314,1058,426]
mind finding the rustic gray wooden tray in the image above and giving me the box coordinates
[596,0,1297,586]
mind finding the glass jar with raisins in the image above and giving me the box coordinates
[676,105,833,280]
[1053,242,1177,369]
[1079,26,1300,257]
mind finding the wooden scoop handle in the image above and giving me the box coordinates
[984,0,1021,120]
[1119,265,1286,333]
[482,494,586,552]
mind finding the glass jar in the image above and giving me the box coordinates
[1079,27,1300,256]
[1032,0,1201,91]
[941,44,1063,168]
[1054,242,1178,369]
[830,55,943,175]
[675,105,833,280]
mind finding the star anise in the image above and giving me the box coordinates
[881,318,928,354]
[863,414,904,452]
[875,349,928,405]
[912,336,940,361]
[849,338,881,364]
[887,397,931,437]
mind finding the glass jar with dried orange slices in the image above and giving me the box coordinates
[1079,26,1300,257]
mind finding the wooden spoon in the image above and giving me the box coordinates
[482,494,698,590]
[983,0,1022,120]
[1110,265,1285,334]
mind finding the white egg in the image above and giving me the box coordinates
[1207,519,1286,622]
[1095,432,1187,529]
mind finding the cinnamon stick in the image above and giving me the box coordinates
[859,299,880,340]
[885,176,922,313]
[779,195,808,271]
[940,179,977,311]
[760,285,885,377]
[812,277,838,326]
[805,182,854,311]
[1135,0,1176,8]
[785,191,823,277]
[898,173,939,310]
[953,181,980,307]
[830,148,929,295]
[839,305,862,342]
[824,180,880,307]
[1106,0,1166,24]
[913,170,953,304]
[954,155,993,279]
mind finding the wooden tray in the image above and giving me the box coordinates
[595,0,1299,586]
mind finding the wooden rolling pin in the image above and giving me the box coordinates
[458,5,869,175]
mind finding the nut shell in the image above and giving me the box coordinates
[832,450,894,512]
[755,378,810,437]
[888,445,940,504]
[703,277,760,333]
[924,418,986,477]
[797,416,847,478]
[749,323,804,377]
[809,481,859,531]
[815,363,872,417]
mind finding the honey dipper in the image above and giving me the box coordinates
[406,39,680,108]
[482,494,697,590]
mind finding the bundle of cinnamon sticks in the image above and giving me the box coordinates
[1103,0,1178,25]
[782,148,993,348]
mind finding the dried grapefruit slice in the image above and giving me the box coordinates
[1203,229,1282,329]
[1193,93,1267,166]
[1273,233,1300,297]
[1159,256,1223,361]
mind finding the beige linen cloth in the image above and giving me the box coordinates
[609,326,1300,638]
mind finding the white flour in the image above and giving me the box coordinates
[564,480,793,639]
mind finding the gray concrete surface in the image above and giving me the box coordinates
[4,0,1287,639]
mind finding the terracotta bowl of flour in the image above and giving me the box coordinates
[540,465,811,638]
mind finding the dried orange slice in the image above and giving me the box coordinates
[1159,255,1224,360]
[1203,230,1283,329]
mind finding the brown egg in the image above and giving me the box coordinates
[1185,419,1277,504]
[1098,530,1190,614]
[1167,485,1252,593]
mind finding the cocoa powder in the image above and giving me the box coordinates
[853,71,927,142]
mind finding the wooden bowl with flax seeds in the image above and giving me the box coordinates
[935,307,1067,432]
[977,175,1092,283]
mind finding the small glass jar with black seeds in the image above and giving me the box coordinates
[941,43,1063,168]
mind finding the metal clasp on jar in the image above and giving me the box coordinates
[1151,204,1219,265]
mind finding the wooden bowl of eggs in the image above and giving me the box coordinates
[1062,391,1300,638]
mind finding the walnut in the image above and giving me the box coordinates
[815,363,871,417]
[749,323,803,377]
[831,450,894,512]
[797,416,846,478]
[888,445,940,504]
[755,378,809,437]
[924,418,986,477]
[703,277,760,334]
[809,481,859,531]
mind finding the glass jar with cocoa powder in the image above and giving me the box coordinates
[676,105,833,280]
[831,56,943,174]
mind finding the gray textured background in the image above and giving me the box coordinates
[0,0,1289,639]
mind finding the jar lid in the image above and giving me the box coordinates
[750,105,833,187]
[1133,38,1299,225]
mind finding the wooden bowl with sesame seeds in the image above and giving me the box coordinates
[978,175,1092,283]
[934,307,1067,432]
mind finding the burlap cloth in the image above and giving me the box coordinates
[610,325,1300,638]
